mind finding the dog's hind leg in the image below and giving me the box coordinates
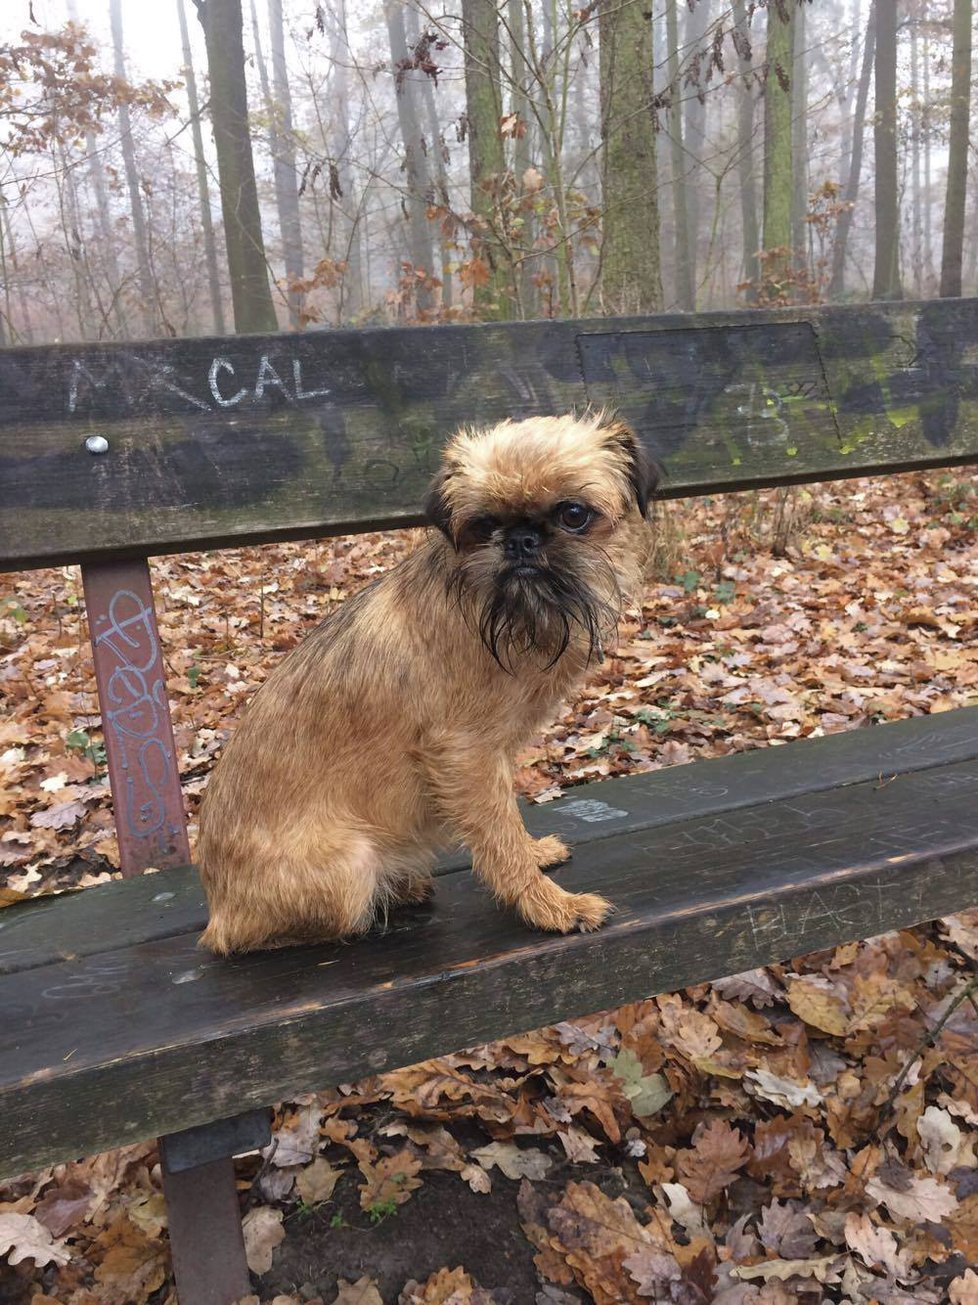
[199,827,383,953]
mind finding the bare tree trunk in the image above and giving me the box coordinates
[330,0,364,318]
[507,0,535,317]
[909,12,923,295]
[110,0,156,335]
[63,2,122,336]
[666,0,693,309]
[790,0,809,282]
[922,16,934,285]
[0,195,34,343]
[762,0,794,295]
[599,0,662,313]
[939,0,972,297]
[195,0,279,333]
[268,0,304,324]
[55,136,96,339]
[177,0,226,333]
[67,0,124,334]
[461,0,509,318]
[0,196,10,346]
[829,1,874,300]
[872,0,902,299]
[731,0,760,300]
[382,0,434,315]
[405,5,453,313]
[683,0,709,301]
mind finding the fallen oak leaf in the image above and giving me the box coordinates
[267,1102,322,1167]
[242,1206,285,1274]
[866,1171,958,1224]
[557,1125,601,1164]
[32,1179,93,1237]
[0,1211,70,1267]
[358,1148,423,1210]
[92,1214,168,1300]
[744,1067,823,1109]
[710,997,783,1044]
[296,1155,343,1205]
[334,1277,383,1304]
[382,1120,490,1190]
[785,975,849,1036]
[517,1179,576,1288]
[917,1105,974,1174]
[30,797,87,830]
[758,1199,818,1259]
[844,1212,912,1279]
[947,1194,978,1261]
[949,1269,978,1304]
[730,1254,841,1283]
[622,1246,682,1294]
[711,967,781,1007]
[470,1141,551,1181]
[675,1118,749,1205]
[546,1180,657,1305]
[610,1048,672,1118]
[397,1265,482,1303]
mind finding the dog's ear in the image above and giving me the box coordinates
[601,418,660,518]
[424,467,456,543]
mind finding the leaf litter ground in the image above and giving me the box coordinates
[2,470,978,1304]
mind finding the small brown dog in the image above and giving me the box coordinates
[197,412,656,954]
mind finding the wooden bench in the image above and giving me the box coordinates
[2,298,978,1304]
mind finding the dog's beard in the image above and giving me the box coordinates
[446,546,621,671]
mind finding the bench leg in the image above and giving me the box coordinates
[162,1154,251,1305]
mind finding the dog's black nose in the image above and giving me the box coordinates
[504,527,543,560]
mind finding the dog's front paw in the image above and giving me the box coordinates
[533,835,572,870]
[518,880,613,933]
[567,891,613,931]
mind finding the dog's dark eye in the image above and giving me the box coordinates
[465,515,499,544]
[555,502,593,532]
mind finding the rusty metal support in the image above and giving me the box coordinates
[81,558,190,875]
[162,1156,253,1305]
[82,558,255,1304]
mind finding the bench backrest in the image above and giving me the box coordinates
[3,298,978,570]
[2,299,977,880]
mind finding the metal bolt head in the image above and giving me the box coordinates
[85,435,109,455]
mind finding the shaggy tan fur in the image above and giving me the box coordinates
[197,412,655,954]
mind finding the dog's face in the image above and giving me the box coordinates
[425,413,657,667]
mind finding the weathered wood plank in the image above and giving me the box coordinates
[3,756,977,1179]
[4,709,976,976]
[3,299,978,569]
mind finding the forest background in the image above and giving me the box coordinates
[3,1,978,1303]
[0,0,974,341]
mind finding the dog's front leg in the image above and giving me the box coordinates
[426,747,611,933]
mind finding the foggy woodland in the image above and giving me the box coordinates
[0,0,974,345]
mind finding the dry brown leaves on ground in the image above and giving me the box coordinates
[1,470,977,1303]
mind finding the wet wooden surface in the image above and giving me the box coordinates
[3,726,978,1179]
[3,708,976,977]
[4,298,978,568]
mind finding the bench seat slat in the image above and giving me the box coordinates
[3,710,976,976]
[2,750,977,1180]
